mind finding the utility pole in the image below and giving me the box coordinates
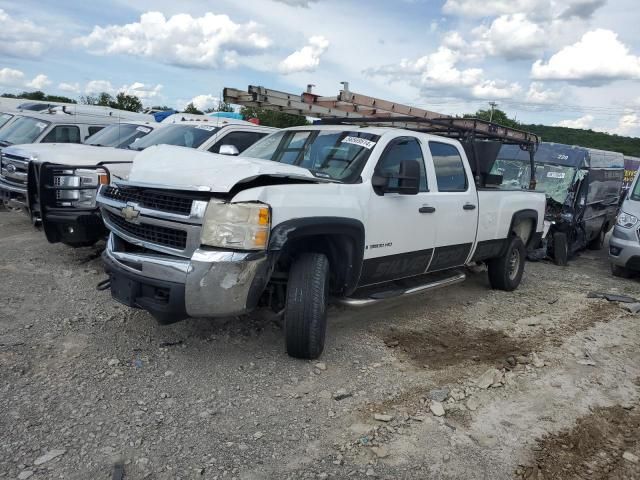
[488,101,498,122]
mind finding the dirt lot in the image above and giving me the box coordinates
[1,209,640,480]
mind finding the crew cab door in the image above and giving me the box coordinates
[360,136,438,285]
[424,141,479,271]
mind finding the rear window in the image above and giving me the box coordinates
[41,125,81,143]
[430,142,468,192]
[128,124,219,151]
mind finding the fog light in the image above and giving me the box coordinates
[610,246,622,256]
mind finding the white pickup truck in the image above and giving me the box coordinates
[3,119,276,247]
[97,122,546,359]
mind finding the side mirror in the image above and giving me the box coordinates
[219,144,240,156]
[372,159,421,195]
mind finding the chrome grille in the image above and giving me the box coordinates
[101,185,195,216]
[105,211,188,250]
[0,153,29,187]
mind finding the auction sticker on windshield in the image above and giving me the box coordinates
[136,126,151,133]
[341,136,376,150]
[547,171,566,179]
[36,122,47,130]
[195,125,216,131]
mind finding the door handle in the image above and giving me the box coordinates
[463,204,477,210]
[419,206,436,213]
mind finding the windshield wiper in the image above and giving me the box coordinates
[0,140,13,147]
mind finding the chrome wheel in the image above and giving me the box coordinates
[508,248,521,281]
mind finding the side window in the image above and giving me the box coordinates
[376,137,428,192]
[41,125,81,144]
[209,131,269,154]
[88,126,104,136]
[430,142,468,192]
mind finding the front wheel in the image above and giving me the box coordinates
[552,232,569,266]
[285,253,330,359]
[487,236,526,291]
[611,264,632,279]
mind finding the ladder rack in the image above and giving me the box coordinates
[223,83,540,148]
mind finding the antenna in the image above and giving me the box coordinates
[488,101,498,122]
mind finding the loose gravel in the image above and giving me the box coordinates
[1,209,640,479]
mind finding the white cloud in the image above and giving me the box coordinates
[0,67,26,87]
[553,114,595,129]
[525,82,563,104]
[26,74,51,90]
[74,11,272,69]
[472,14,547,60]
[532,29,640,84]
[189,94,220,111]
[85,80,115,95]
[121,82,163,100]
[272,0,318,6]
[615,112,640,136]
[472,80,522,99]
[368,46,520,100]
[442,0,549,17]
[0,9,50,58]
[58,82,81,94]
[279,35,329,74]
[442,31,467,50]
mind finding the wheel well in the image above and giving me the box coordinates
[509,210,538,248]
[276,234,362,295]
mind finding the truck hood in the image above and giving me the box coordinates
[2,143,136,167]
[127,145,322,193]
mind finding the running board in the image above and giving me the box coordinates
[335,271,466,307]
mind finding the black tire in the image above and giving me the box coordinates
[611,264,632,279]
[285,253,330,360]
[487,236,526,291]
[587,227,605,250]
[552,232,568,266]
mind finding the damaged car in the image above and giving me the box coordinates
[492,143,624,265]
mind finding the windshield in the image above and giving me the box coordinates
[0,116,50,146]
[491,159,576,204]
[242,129,380,182]
[128,124,219,151]
[0,113,14,130]
[86,123,154,149]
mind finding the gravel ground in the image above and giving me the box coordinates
[1,208,640,480]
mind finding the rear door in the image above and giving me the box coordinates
[360,136,438,285]
[425,140,479,272]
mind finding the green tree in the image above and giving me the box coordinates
[150,105,173,111]
[112,92,142,112]
[80,92,114,107]
[183,102,203,114]
[464,108,520,128]
[239,106,308,128]
[1,91,77,103]
[206,101,234,113]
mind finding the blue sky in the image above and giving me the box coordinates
[1,0,639,136]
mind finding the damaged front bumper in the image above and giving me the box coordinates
[0,180,27,210]
[102,233,271,323]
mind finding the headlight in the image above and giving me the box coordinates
[54,168,108,208]
[201,201,270,250]
[617,212,638,229]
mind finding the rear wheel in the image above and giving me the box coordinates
[488,236,526,291]
[552,232,569,266]
[285,253,330,360]
[611,264,632,279]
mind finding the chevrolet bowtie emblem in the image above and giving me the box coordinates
[121,203,141,222]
